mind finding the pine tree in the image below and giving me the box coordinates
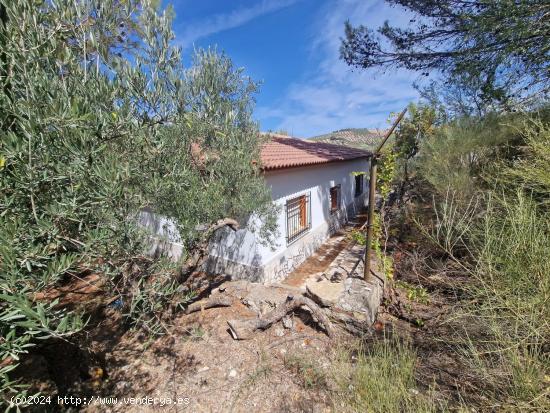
[341,0,550,110]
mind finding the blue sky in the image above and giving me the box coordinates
[171,0,420,137]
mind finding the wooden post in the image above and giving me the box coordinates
[364,156,378,280]
[363,108,407,280]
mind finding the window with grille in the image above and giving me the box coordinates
[329,185,340,213]
[355,174,364,196]
[286,193,311,244]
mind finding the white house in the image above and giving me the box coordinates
[205,134,371,283]
[138,134,371,283]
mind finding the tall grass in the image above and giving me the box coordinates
[333,338,443,412]
[412,110,550,410]
[469,193,549,409]
[425,190,550,410]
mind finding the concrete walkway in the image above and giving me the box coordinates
[280,214,385,327]
[282,213,367,289]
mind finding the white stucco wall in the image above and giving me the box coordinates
[206,158,370,283]
[136,208,184,260]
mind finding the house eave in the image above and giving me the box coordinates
[260,154,372,173]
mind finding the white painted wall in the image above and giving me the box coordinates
[136,208,185,260]
[207,158,370,283]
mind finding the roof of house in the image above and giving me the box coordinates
[260,134,372,171]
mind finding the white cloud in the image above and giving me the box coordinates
[257,0,420,137]
[176,0,300,48]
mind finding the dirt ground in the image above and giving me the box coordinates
[80,222,368,413]
[85,302,336,412]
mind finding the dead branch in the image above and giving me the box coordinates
[179,218,239,279]
[227,295,335,340]
[206,218,239,235]
[185,295,233,315]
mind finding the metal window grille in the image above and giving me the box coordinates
[330,185,341,213]
[286,193,311,244]
[355,174,364,196]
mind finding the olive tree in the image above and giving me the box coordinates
[0,0,275,404]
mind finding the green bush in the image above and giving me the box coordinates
[489,117,550,208]
[412,107,550,410]
[0,0,275,406]
[416,114,517,197]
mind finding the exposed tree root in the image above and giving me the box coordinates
[327,308,372,336]
[185,295,233,314]
[227,295,335,340]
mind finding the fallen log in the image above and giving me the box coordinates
[227,295,335,340]
[185,295,233,315]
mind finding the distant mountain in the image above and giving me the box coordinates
[308,128,387,150]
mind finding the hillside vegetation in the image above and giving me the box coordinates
[308,128,386,150]
[335,0,550,409]
[385,107,549,411]
[277,109,550,412]
[306,105,550,411]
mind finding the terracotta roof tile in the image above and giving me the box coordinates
[260,134,371,171]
